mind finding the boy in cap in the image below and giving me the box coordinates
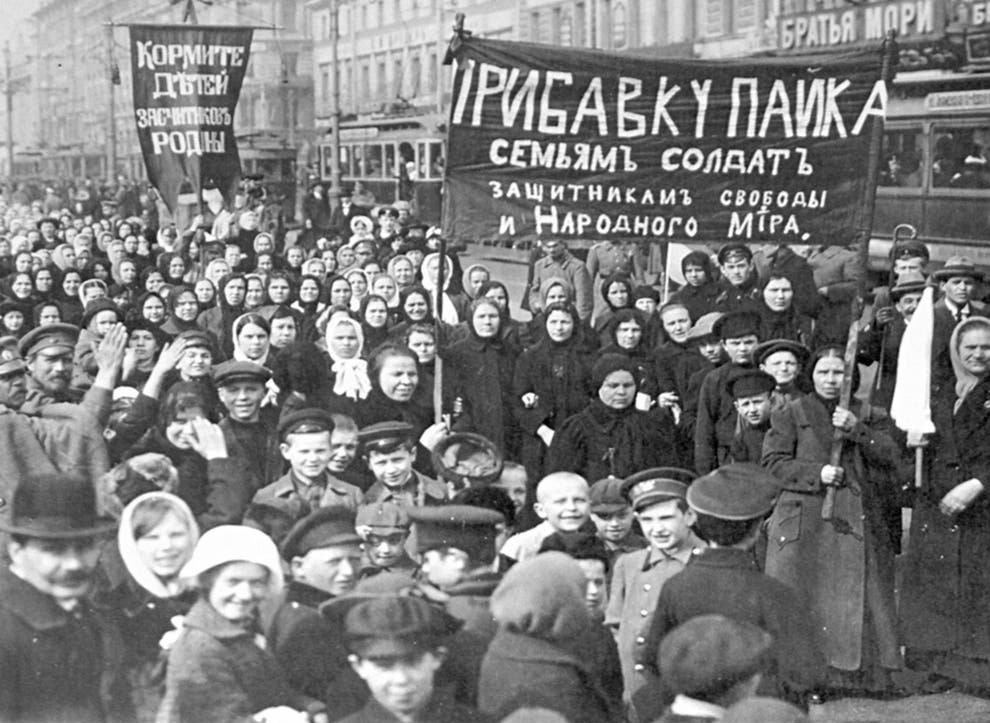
[649,615,773,723]
[606,468,705,717]
[268,506,366,700]
[723,368,777,464]
[641,464,824,712]
[339,596,489,723]
[213,359,282,515]
[355,502,417,578]
[360,421,447,507]
[253,408,363,522]
[588,475,646,566]
[689,310,761,474]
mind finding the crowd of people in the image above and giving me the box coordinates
[0,177,988,723]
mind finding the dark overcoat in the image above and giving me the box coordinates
[446,335,520,457]
[761,395,903,673]
[900,377,990,659]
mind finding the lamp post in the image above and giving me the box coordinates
[3,43,12,178]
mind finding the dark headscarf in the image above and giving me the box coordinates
[398,285,435,325]
[599,273,634,312]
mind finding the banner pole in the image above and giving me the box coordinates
[822,29,898,523]
[433,236,447,426]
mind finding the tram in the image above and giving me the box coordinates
[317,113,445,224]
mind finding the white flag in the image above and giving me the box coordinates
[665,243,693,287]
[890,285,935,435]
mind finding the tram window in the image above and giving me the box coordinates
[339,145,352,176]
[428,141,444,178]
[878,130,922,188]
[414,142,427,179]
[366,144,384,177]
[399,142,417,179]
[385,143,398,177]
[932,126,990,190]
[352,145,365,176]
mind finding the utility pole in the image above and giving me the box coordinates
[106,24,117,179]
[4,43,13,179]
[328,0,341,203]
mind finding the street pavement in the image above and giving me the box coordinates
[460,242,990,723]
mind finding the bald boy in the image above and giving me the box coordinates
[499,472,591,568]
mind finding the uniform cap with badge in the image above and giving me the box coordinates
[18,323,79,358]
[621,468,694,512]
[277,408,335,441]
[355,502,410,538]
[358,420,416,454]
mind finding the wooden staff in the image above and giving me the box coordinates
[874,223,917,396]
[822,29,898,522]
[433,235,447,426]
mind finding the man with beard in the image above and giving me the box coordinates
[0,473,132,723]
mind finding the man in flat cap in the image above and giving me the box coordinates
[268,506,366,702]
[606,468,705,718]
[688,310,762,474]
[648,615,773,723]
[714,243,761,315]
[359,421,447,507]
[253,408,363,523]
[723,368,777,464]
[0,473,132,723]
[641,464,824,713]
[212,360,281,521]
[355,502,417,578]
[338,596,489,723]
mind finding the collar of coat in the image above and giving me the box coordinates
[0,565,90,631]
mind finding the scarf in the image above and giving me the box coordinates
[950,316,990,413]
[325,312,371,401]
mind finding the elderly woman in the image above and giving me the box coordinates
[548,354,674,481]
[762,346,905,696]
[900,317,990,693]
[101,492,199,722]
[158,525,324,723]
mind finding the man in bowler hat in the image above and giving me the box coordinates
[0,473,132,723]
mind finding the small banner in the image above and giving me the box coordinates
[129,25,253,212]
[442,37,887,245]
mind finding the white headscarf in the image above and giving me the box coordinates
[950,316,990,413]
[118,491,200,599]
[324,311,371,401]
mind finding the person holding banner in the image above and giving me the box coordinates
[900,316,990,695]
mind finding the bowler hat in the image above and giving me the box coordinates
[0,473,116,539]
[932,256,984,281]
[431,432,503,488]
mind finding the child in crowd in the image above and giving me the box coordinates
[588,476,646,568]
[359,421,447,507]
[498,471,592,567]
[354,501,417,578]
[72,298,123,393]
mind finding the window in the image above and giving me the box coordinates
[428,141,444,178]
[366,144,384,177]
[559,10,573,46]
[612,2,627,48]
[705,0,726,37]
[377,59,386,97]
[282,53,299,78]
[361,63,371,99]
[393,58,403,97]
[878,129,923,189]
[281,0,298,31]
[427,52,437,91]
[931,125,990,189]
[734,0,756,32]
[410,54,421,95]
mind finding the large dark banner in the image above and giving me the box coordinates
[130,25,253,213]
[442,37,887,245]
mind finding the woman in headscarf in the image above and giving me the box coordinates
[762,345,905,697]
[197,273,246,358]
[669,250,721,323]
[387,254,417,294]
[454,263,491,321]
[388,285,445,344]
[158,252,190,288]
[353,344,434,445]
[141,267,167,297]
[51,243,77,274]
[55,267,84,325]
[157,526,324,723]
[477,280,525,352]
[446,296,521,458]
[597,308,660,406]
[161,286,203,338]
[1,271,36,309]
[202,259,230,288]
[291,274,326,342]
[757,273,813,347]
[479,552,619,723]
[513,301,593,483]
[193,278,216,311]
[0,300,30,338]
[420,252,460,325]
[336,244,358,275]
[900,316,990,694]
[325,274,353,311]
[134,291,167,328]
[323,310,371,415]
[593,272,635,347]
[243,274,268,312]
[31,266,57,304]
[100,492,200,722]
[371,273,401,320]
[548,353,675,482]
[231,312,273,367]
[359,293,391,354]
[283,245,306,280]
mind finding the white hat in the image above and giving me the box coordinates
[179,524,284,593]
[350,216,374,235]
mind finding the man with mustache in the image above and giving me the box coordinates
[0,473,132,722]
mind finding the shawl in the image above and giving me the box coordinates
[325,312,371,401]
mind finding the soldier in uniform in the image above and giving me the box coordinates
[354,502,417,578]
[713,244,761,315]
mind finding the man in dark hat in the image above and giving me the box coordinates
[607,469,705,717]
[714,243,761,314]
[0,473,132,723]
[338,596,487,723]
[268,506,366,701]
[689,310,762,474]
[724,368,777,464]
[212,360,281,522]
[640,464,824,714]
[253,408,363,522]
[647,615,773,723]
[931,255,988,387]
[407,505,504,640]
[359,421,447,507]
